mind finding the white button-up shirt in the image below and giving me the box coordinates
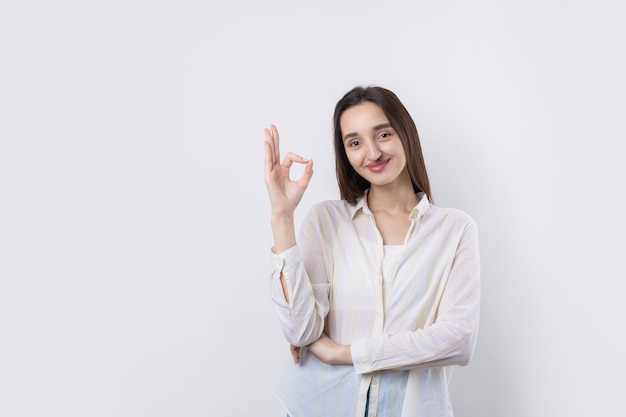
[270,192,480,417]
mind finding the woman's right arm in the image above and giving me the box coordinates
[264,124,313,259]
[265,125,328,346]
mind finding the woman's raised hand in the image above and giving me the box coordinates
[264,124,314,216]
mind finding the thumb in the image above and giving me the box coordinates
[290,344,301,364]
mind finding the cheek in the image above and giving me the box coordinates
[345,151,361,169]
[390,141,407,161]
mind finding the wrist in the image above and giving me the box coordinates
[271,214,296,254]
[271,212,295,223]
[329,344,352,365]
[340,344,353,365]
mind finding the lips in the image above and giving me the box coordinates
[367,159,389,173]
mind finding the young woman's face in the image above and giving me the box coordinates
[340,101,409,189]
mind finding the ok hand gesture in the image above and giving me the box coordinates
[264,124,314,216]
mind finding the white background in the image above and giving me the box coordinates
[1,1,624,416]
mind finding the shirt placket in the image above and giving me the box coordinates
[365,208,419,417]
[365,210,386,417]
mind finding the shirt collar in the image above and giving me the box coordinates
[350,190,430,220]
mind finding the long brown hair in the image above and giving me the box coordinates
[333,86,432,204]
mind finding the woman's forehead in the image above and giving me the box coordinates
[340,102,390,132]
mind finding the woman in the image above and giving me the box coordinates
[264,86,480,417]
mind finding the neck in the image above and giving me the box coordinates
[367,175,419,214]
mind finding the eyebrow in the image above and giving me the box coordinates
[343,123,393,141]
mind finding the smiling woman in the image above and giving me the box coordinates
[333,87,432,206]
[341,102,409,192]
[263,86,480,417]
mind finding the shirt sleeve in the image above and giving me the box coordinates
[269,206,331,347]
[351,220,481,374]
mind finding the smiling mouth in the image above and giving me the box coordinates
[367,159,389,173]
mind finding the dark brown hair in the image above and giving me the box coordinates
[333,86,432,204]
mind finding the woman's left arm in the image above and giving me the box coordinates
[306,220,480,372]
[351,220,480,373]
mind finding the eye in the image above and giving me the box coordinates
[347,139,361,148]
[377,132,392,140]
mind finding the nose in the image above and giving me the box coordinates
[366,141,382,160]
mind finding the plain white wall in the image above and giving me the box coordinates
[1,1,624,416]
